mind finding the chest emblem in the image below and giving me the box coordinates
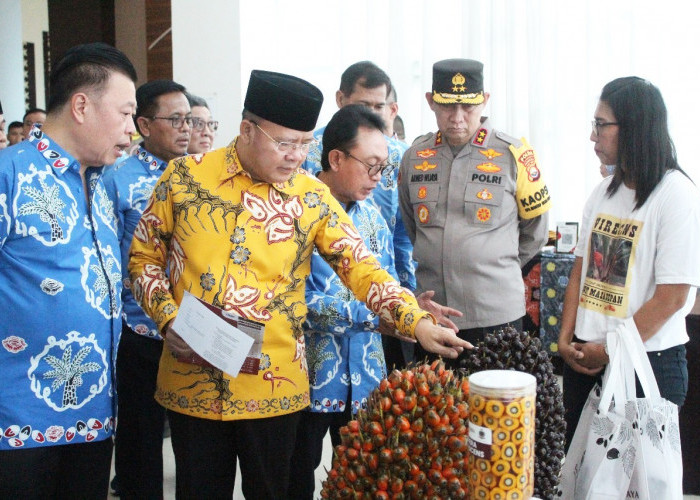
[414,161,437,172]
[476,188,493,201]
[417,204,430,224]
[416,148,437,159]
[476,207,491,222]
[476,162,501,173]
[417,186,427,199]
[479,148,503,160]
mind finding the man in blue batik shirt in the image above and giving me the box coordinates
[0,43,137,499]
[302,61,416,369]
[289,105,461,500]
[102,79,191,500]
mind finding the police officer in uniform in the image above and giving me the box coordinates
[399,58,551,367]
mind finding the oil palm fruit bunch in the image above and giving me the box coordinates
[457,326,566,499]
[320,359,471,499]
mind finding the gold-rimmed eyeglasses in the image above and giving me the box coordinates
[252,121,317,154]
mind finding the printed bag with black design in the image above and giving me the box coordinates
[558,318,683,499]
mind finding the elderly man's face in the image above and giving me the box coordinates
[240,118,315,184]
[426,93,489,147]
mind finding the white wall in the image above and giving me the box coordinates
[172,0,241,150]
[0,0,28,123]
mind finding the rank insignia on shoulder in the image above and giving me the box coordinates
[476,162,501,173]
[416,148,437,159]
[478,148,502,160]
[414,160,437,172]
[476,206,491,222]
[417,204,430,223]
[435,131,443,145]
[476,188,493,201]
[473,128,488,146]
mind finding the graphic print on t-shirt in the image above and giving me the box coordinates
[580,214,642,318]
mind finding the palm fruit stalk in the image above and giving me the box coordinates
[320,359,470,499]
[457,326,566,499]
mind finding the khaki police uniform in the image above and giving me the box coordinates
[398,117,550,330]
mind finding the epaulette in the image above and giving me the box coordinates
[411,132,434,147]
[495,130,523,148]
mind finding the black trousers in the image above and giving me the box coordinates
[680,314,700,494]
[0,438,112,500]
[167,409,301,500]
[414,318,523,370]
[287,407,352,500]
[114,325,166,500]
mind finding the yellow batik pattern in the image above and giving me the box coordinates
[128,138,431,421]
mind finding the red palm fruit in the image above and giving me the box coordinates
[377,473,390,491]
[384,414,395,431]
[415,381,430,397]
[348,420,360,433]
[373,433,387,448]
[417,394,430,409]
[411,417,424,433]
[399,428,414,443]
[379,447,393,464]
[392,387,406,405]
[400,393,417,412]
[425,409,440,428]
[380,396,392,413]
[379,378,390,392]
[375,492,389,500]
[392,445,408,461]
[390,477,404,493]
[403,479,419,496]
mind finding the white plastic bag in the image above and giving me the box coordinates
[558,319,683,499]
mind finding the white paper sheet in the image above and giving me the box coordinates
[171,291,255,377]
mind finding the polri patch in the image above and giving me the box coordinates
[417,186,427,199]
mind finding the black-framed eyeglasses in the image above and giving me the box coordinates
[591,120,619,136]
[151,116,193,129]
[343,151,396,177]
[251,121,317,153]
[192,118,219,132]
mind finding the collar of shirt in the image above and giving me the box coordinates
[133,146,168,173]
[26,126,79,176]
[223,136,303,196]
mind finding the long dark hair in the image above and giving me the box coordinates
[601,77,684,209]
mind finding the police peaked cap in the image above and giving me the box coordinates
[244,70,324,132]
[432,59,485,105]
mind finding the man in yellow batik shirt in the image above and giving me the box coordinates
[128,70,469,499]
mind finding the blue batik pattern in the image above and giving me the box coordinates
[102,147,168,339]
[304,199,397,414]
[0,128,121,450]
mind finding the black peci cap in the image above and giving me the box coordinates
[244,70,323,132]
[431,59,485,105]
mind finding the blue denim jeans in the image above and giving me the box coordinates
[563,337,687,451]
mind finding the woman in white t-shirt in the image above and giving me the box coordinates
[558,77,700,449]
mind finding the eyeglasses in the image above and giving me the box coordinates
[343,152,396,177]
[591,120,619,136]
[150,116,193,129]
[192,118,219,132]
[252,121,317,153]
